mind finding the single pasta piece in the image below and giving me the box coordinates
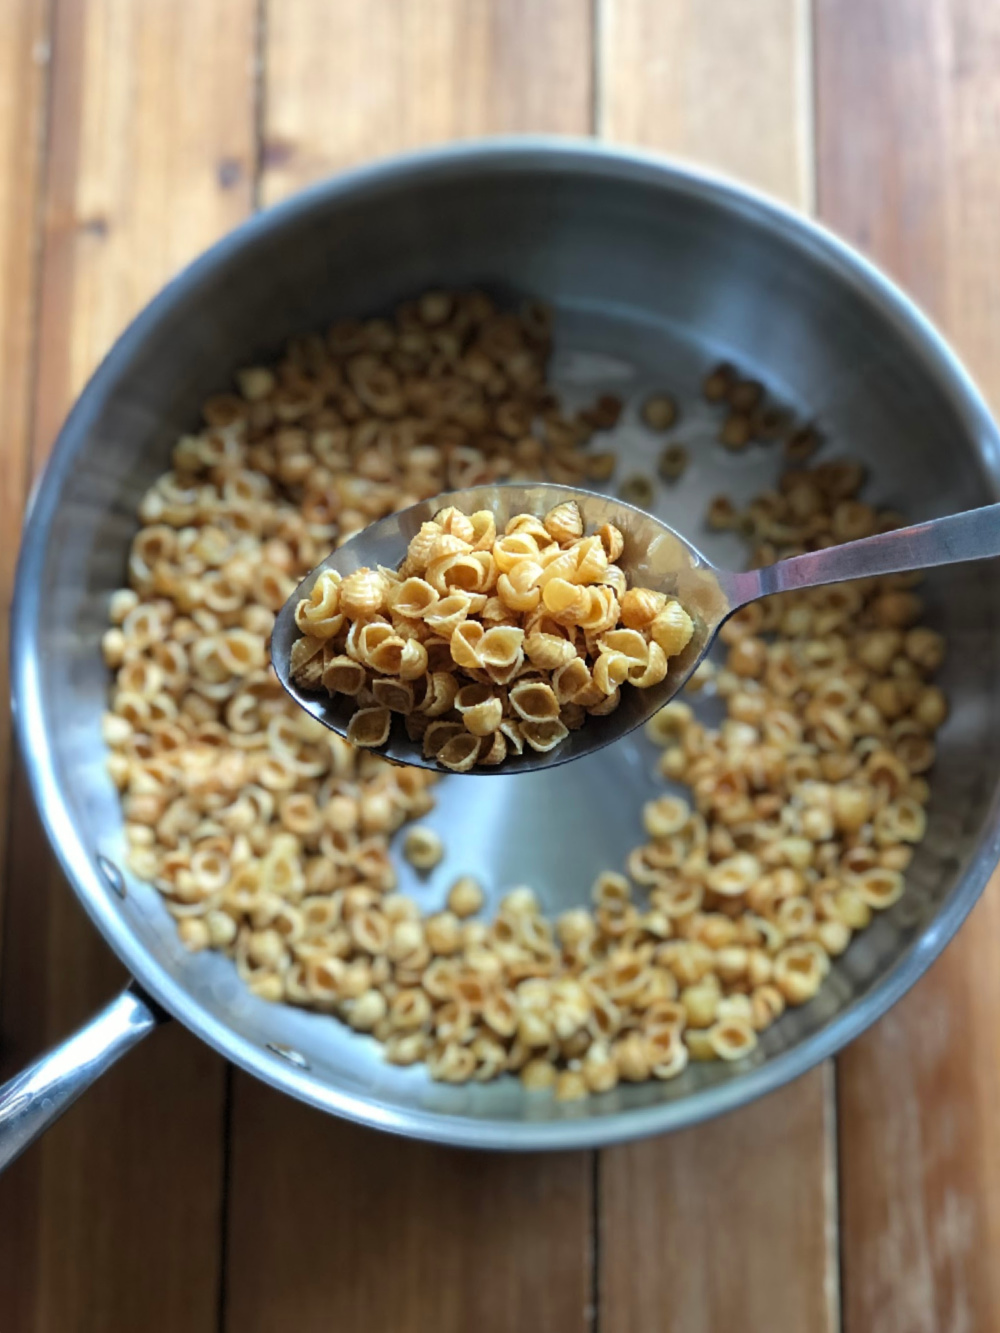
[287,499,695,769]
[454,684,504,737]
[294,570,343,639]
[509,680,560,723]
[521,719,569,753]
[642,393,678,431]
[403,825,444,871]
[323,654,367,695]
[371,678,415,714]
[448,875,485,918]
[340,568,388,618]
[346,707,391,748]
[438,732,482,772]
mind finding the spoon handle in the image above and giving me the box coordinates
[726,500,1000,605]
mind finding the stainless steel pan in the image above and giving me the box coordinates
[4,139,1000,1166]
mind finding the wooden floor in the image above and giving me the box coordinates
[1,2,1000,1329]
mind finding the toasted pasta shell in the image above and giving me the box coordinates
[390,576,439,618]
[597,628,648,664]
[371,678,415,714]
[552,657,593,704]
[478,731,508,766]
[510,679,561,723]
[577,586,619,632]
[572,535,608,584]
[345,706,391,748]
[543,500,584,544]
[424,593,473,636]
[289,635,325,688]
[588,686,621,716]
[651,601,695,656]
[419,671,460,717]
[479,625,525,669]
[629,640,668,688]
[620,586,666,630]
[422,720,463,759]
[294,570,343,638]
[455,685,504,736]
[321,653,367,695]
[451,620,486,669]
[426,551,486,595]
[340,568,387,619]
[497,562,543,612]
[364,631,407,675]
[397,638,429,681]
[468,510,497,549]
[483,649,525,686]
[427,532,472,563]
[524,631,577,671]
[596,522,624,561]
[542,578,586,621]
[592,651,629,694]
[493,532,540,572]
[406,521,445,571]
[520,718,569,753]
[438,733,482,772]
[499,719,525,755]
[432,506,476,542]
[504,514,550,544]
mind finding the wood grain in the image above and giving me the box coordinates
[0,0,50,956]
[260,0,593,204]
[226,1088,592,1333]
[226,6,596,1331]
[598,0,814,207]
[0,0,257,1329]
[602,1067,837,1333]
[597,5,837,1331]
[816,2,1000,1328]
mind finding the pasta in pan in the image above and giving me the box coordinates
[102,294,948,1099]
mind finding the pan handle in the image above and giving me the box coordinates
[0,984,164,1173]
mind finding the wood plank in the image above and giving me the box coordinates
[598,5,837,1332]
[0,4,55,1323]
[226,5,596,1330]
[0,0,258,1329]
[602,1067,837,1333]
[226,1088,592,1333]
[0,0,50,958]
[816,2,1000,1328]
[599,0,814,206]
[260,0,594,204]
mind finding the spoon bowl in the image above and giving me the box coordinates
[271,483,736,772]
[273,481,1000,773]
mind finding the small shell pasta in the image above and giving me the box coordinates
[340,568,388,618]
[322,654,367,695]
[508,679,560,723]
[651,601,695,656]
[111,300,944,1100]
[521,719,569,752]
[287,494,693,767]
[295,571,343,638]
[346,706,392,748]
[391,576,438,618]
[455,684,504,736]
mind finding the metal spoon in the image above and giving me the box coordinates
[272,483,1000,774]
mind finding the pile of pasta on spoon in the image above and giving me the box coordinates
[289,498,696,770]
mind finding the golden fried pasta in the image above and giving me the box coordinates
[289,500,694,769]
